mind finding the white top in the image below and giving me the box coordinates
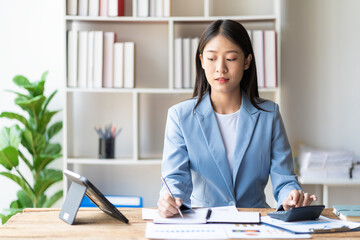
[214,108,240,178]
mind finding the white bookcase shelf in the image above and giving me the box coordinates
[63,0,281,207]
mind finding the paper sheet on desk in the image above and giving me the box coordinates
[208,206,260,223]
[261,215,360,233]
[145,223,311,239]
[142,208,209,223]
[142,206,260,224]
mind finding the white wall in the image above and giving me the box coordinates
[0,0,65,210]
[280,0,360,206]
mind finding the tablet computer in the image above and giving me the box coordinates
[60,169,129,224]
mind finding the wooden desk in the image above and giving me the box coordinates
[1,208,360,239]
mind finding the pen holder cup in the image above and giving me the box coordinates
[98,138,115,159]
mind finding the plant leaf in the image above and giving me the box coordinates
[0,112,29,128]
[13,75,30,87]
[41,89,57,117]
[43,143,62,155]
[0,208,23,224]
[34,169,62,199]
[47,121,62,140]
[0,172,34,199]
[24,80,45,97]
[0,125,22,150]
[17,190,33,208]
[44,190,63,208]
[18,150,33,171]
[21,129,46,157]
[34,153,61,173]
[37,110,59,134]
[0,147,19,170]
[15,95,46,118]
[37,194,47,208]
[41,71,49,81]
[5,89,30,99]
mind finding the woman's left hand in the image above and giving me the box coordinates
[282,189,318,211]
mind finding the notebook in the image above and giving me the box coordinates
[333,205,360,222]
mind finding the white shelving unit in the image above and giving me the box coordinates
[63,0,281,207]
[299,177,360,207]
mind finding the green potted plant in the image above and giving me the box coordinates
[0,71,63,224]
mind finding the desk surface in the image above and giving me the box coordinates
[1,208,360,239]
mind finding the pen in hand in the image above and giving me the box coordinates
[160,176,184,218]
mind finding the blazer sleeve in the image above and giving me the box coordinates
[160,107,193,207]
[270,104,302,209]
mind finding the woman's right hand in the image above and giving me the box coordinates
[158,193,183,218]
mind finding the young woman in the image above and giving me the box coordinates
[158,19,317,217]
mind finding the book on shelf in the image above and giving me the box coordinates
[89,0,100,16]
[174,38,183,88]
[87,31,95,88]
[333,205,360,222]
[252,30,265,88]
[182,38,191,89]
[163,0,170,17]
[108,0,125,16]
[100,0,108,16]
[264,30,277,88]
[113,42,124,88]
[93,31,104,88]
[67,0,77,15]
[138,0,149,17]
[103,32,116,88]
[78,31,88,88]
[78,0,89,16]
[155,0,163,17]
[174,37,199,89]
[191,37,199,88]
[67,30,78,88]
[124,42,135,88]
[81,195,143,208]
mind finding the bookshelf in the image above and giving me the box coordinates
[63,0,281,207]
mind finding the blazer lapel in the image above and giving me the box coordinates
[232,93,260,184]
[195,94,235,199]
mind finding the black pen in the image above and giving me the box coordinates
[206,208,212,220]
[161,176,184,218]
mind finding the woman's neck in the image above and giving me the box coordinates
[210,91,242,114]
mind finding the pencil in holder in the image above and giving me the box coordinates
[98,137,115,159]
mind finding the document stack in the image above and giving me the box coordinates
[298,145,353,180]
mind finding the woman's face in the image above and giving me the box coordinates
[200,34,251,96]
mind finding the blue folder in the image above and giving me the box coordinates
[81,195,143,208]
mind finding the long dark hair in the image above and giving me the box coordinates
[193,19,264,111]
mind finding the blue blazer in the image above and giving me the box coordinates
[160,92,301,209]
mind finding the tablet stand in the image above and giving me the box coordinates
[59,181,87,225]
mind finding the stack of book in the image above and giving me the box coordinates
[298,145,354,179]
[333,205,360,222]
[138,0,171,17]
[174,37,199,89]
[67,30,135,89]
[67,0,126,16]
[249,30,277,89]
[173,30,277,90]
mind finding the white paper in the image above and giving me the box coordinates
[142,208,158,220]
[223,223,311,239]
[208,206,260,223]
[154,208,209,224]
[145,223,228,239]
[261,215,360,233]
